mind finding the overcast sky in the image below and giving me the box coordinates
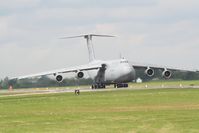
[0,0,199,79]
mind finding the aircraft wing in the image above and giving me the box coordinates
[130,61,198,72]
[12,64,101,80]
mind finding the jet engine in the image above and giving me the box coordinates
[77,71,84,79]
[56,75,63,82]
[162,70,172,79]
[145,68,154,77]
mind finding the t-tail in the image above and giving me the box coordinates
[60,34,115,62]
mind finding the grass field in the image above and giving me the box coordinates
[127,80,199,89]
[1,86,199,133]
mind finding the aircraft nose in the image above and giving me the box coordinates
[123,66,133,75]
[116,65,135,82]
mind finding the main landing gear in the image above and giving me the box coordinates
[114,83,128,88]
[91,83,106,89]
[91,83,129,89]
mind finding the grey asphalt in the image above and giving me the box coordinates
[1,85,199,98]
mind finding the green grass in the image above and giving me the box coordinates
[1,88,199,133]
[128,80,199,88]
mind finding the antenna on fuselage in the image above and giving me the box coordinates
[60,34,115,62]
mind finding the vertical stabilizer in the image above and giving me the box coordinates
[60,34,115,62]
[85,35,95,62]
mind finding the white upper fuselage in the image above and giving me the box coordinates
[87,58,135,84]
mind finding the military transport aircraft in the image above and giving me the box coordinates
[11,34,198,89]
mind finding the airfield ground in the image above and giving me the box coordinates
[0,80,199,133]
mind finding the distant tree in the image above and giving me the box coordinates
[8,76,94,89]
[184,72,199,80]
[0,79,2,89]
[135,69,199,81]
[2,77,9,89]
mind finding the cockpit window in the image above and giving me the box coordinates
[120,60,128,63]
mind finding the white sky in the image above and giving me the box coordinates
[0,0,199,79]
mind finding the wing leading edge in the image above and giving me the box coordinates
[130,61,198,79]
[131,62,198,72]
[130,61,198,72]
[12,64,101,80]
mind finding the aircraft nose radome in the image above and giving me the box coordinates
[123,66,133,75]
[127,66,135,74]
[115,66,135,83]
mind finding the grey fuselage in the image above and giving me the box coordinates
[87,58,136,84]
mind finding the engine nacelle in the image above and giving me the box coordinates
[145,68,154,77]
[56,75,63,82]
[162,70,172,79]
[77,71,84,79]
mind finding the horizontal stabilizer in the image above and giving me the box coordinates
[60,34,115,39]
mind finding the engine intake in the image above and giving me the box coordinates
[56,75,63,82]
[145,68,154,77]
[162,70,172,79]
[77,71,84,79]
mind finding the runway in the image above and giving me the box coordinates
[1,84,199,98]
[0,87,132,97]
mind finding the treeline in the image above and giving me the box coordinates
[136,69,199,81]
[0,76,93,89]
[0,70,199,89]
